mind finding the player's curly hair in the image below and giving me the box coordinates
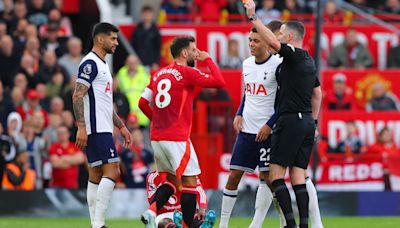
[170,36,196,58]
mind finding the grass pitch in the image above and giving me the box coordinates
[0,217,399,228]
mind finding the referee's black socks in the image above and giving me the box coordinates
[272,179,296,228]
[293,184,309,228]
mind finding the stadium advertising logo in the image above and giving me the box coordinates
[355,73,393,108]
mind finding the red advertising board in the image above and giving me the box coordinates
[119,24,400,69]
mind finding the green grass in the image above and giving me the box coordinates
[0,217,399,228]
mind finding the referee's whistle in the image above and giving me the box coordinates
[298,112,303,119]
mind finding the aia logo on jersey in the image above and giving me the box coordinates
[246,83,267,95]
[105,82,112,94]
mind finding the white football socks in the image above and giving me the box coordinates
[93,177,115,228]
[219,188,238,228]
[87,181,99,226]
[306,177,324,228]
[249,181,273,228]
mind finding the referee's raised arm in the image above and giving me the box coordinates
[243,0,281,52]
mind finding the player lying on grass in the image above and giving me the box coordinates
[146,171,216,228]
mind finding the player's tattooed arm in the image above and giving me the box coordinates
[112,111,124,129]
[72,82,89,127]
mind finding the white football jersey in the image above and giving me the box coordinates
[76,52,113,135]
[241,54,282,134]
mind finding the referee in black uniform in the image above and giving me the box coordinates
[244,1,322,228]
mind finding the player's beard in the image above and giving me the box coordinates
[187,58,195,67]
[104,44,115,54]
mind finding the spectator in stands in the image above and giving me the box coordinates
[0,35,21,89]
[19,54,38,89]
[335,121,363,154]
[119,128,153,188]
[25,23,38,39]
[37,50,69,84]
[12,19,29,53]
[387,45,400,68]
[384,0,400,13]
[16,89,49,128]
[0,0,14,27]
[58,37,83,78]
[116,55,150,128]
[23,37,41,73]
[328,28,373,69]
[126,113,140,132]
[0,21,7,38]
[42,114,62,146]
[162,0,190,23]
[10,87,24,110]
[225,0,245,22]
[13,73,29,94]
[219,39,243,69]
[14,119,46,189]
[36,83,51,112]
[39,8,72,38]
[194,0,227,23]
[325,0,343,23]
[8,1,28,32]
[1,150,36,191]
[49,125,85,189]
[131,5,161,70]
[256,0,281,24]
[46,71,65,98]
[27,0,51,26]
[368,127,398,159]
[7,112,22,142]
[41,23,68,57]
[0,81,15,129]
[49,96,64,118]
[324,73,354,110]
[282,0,304,13]
[113,77,130,121]
[367,127,398,190]
[61,110,76,142]
[366,82,399,111]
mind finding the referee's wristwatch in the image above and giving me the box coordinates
[249,14,257,21]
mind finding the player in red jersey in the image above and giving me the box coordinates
[146,171,211,228]
[139,36,225,228]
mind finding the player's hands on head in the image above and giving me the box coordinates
[255,124,272,142]
[243,0,256,18]
[75,126,87,150]
[197,50,210,61]
[120,126,133,148]
[198,207,206,221]
[233,115,243,134]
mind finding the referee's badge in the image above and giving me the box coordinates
[83,64,92,75]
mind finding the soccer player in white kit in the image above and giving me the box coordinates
[219,22,283,228]
[73,22,132,228]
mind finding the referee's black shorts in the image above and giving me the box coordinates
[270,112,316,169]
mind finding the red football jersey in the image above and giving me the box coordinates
[49,142,82,189]
[146,58,225,141]
[146,171,208,215]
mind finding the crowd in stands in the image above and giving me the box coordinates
[158,0,400,23]
[0,0,155,190]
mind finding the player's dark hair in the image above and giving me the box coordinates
[141,5,154,12]
[92,22,119,39]
[267,20,283,33]
[250,20,282,34]
[285,21,305,41]
[170,36,195,58]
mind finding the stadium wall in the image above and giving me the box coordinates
[1,189,399,218]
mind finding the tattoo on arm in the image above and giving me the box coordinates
[113,111,124,129]
[72,83,89,126]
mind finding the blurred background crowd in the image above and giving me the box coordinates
[1,0,400,191]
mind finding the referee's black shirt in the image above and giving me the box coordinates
[276,43,318,114]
